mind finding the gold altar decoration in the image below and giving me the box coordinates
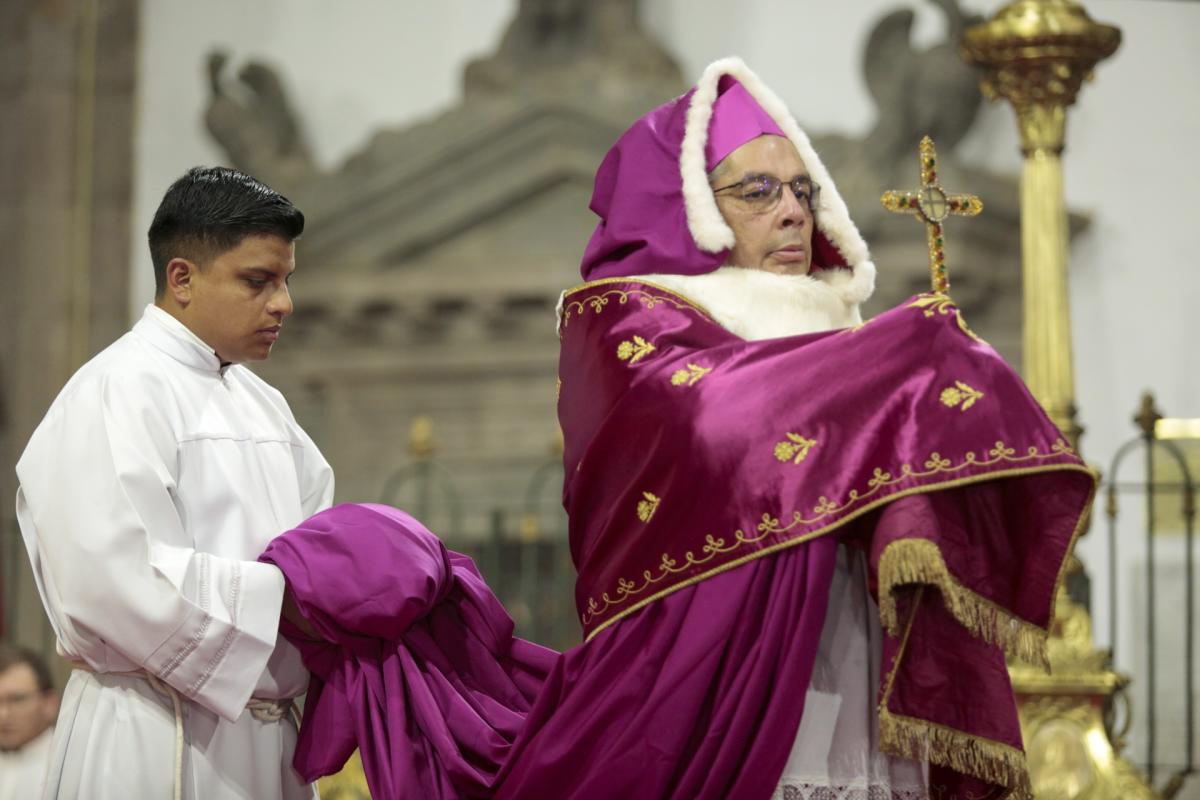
[317,749,371,799]
[409,414,437,459]
[881,136,983,295]
[961,3,1158,799]
[1009,563,1159,800]
[962,0,1119,447]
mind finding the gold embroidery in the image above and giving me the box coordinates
[616,335,656,364]
[940,380,984,411]
[908,292,982,342]
[878,538,1049,668]
[581,438,1086,631]
[670,363,711,387]
[879,589,1034,799]
[559,280,713,333]
[556,377,562,399]
[773,433,817,465]
[636,491,660,522]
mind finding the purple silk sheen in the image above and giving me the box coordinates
[705,77,787,171]
[259,503,556,799]
[557,280,1095,794]
[493,534,838,800]
[557,283,1091,640]
[581,87,729,282]
[867,492,1061,799]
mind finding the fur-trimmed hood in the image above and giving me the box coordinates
[579,56,876,321]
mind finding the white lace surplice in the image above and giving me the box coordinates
[773,545,929,800]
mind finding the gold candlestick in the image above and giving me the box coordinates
[962,4,1162,799]
[963,0,1119,448]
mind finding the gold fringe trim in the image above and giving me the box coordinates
[879,589,1033,800]
[878,538,1050,669]
[880,708,1033,800]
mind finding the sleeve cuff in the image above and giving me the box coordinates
[145,561,285,721]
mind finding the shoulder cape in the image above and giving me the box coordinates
[558,278,1096,798]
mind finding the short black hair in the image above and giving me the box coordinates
[148,166,304,297]
[0,643,54,693]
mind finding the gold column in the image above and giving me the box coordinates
[963,0,1119,447]
[962,4,1164,799]
[1020,104,1077,443]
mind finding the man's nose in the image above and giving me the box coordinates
[268,283,294,319]
[776,188,811,228]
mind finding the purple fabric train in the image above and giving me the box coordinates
[261,285,1094,799]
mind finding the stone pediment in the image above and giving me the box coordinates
[296,98,631,274]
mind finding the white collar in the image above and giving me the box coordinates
[135,305,226,373]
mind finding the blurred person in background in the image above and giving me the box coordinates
[0,644,58,799]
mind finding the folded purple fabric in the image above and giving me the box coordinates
[263,501,839,800]
[260,503,556,799]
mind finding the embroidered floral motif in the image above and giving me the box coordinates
[581,438,1083,631]
[670,363,712,387]
[940,380,984,411]
[774,433,817,465]
[616,335,656,364]
[636,491,660,522]
[907,293,981,342]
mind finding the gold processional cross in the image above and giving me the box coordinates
[881,136,982,294]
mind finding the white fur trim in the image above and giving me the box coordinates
[679,57,875,306]
[631,267,863,341]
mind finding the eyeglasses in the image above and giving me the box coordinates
[712,174,820,215]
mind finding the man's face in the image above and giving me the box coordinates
[0,664,56,751]
[175,234,296,364]
[712,135,814,275]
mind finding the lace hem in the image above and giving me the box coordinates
[773,783,929,800]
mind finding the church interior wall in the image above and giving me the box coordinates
[122,0,1199,768]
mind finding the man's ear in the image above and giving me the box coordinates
[165,257,198,307]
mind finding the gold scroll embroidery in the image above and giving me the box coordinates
[581,438,1084,630]
[636,492,660,522]
[940,381,984,412]
[559,281,712,333]
[670,363,711,387]
[616,335,656,364]
[908,293,982,342]
[774,433,817,465]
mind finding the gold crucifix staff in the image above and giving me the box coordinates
[881,136,983,294]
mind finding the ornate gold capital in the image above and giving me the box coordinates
[962,1,1120,155]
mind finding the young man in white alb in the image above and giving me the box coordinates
[16,166,332,799]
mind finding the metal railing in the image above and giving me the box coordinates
[1104,392,1196,795]
[378,417,579,650]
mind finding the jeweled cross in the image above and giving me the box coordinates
[881,136,982,294]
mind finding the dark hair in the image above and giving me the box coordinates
[0,643,54,693]
[148,166,305,296]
